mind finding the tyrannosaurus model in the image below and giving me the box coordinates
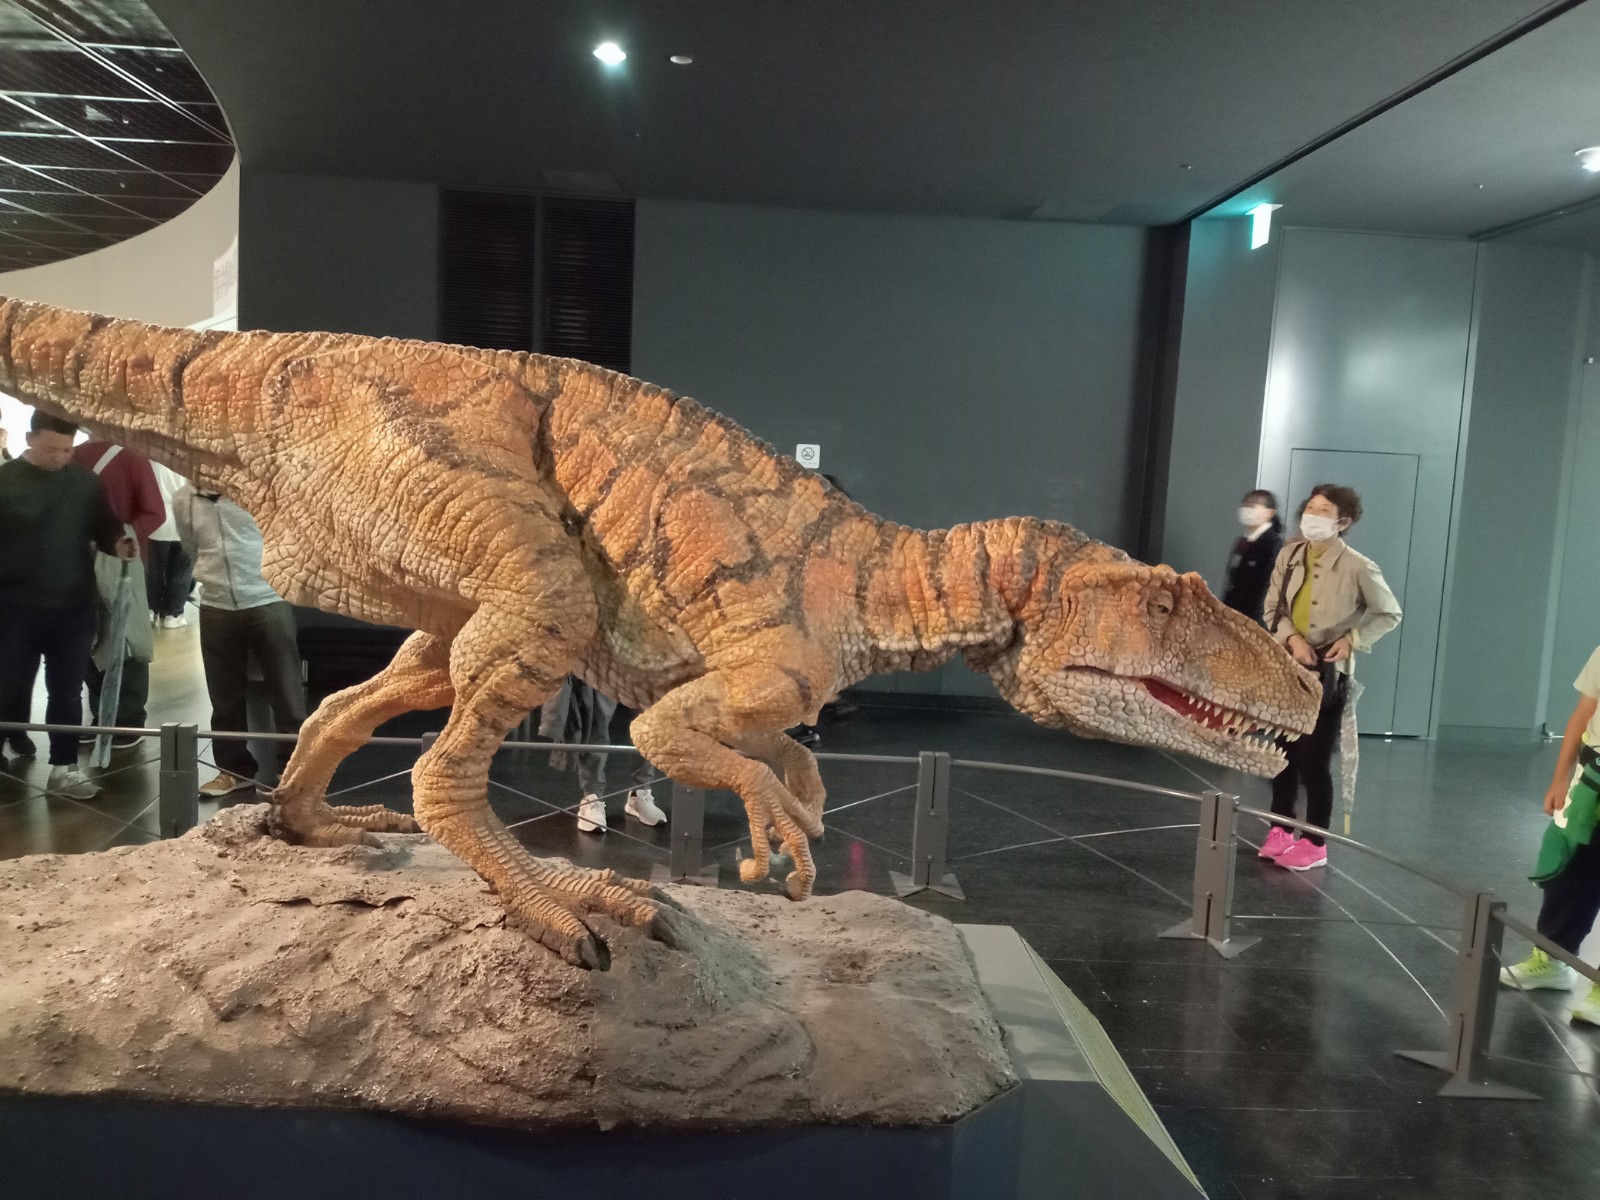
[0,298,1319,967]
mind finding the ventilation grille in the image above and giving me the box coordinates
[438,191,634,371]
[540,197,635,373]
[438,191,537,351]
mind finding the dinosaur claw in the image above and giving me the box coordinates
[575,933,609,971]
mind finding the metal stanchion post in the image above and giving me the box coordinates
[651,783,718,887]
[891,751,964,900]
[1395,892,1538,1100]
[158,722,199,838]
[1159,790,1257,958]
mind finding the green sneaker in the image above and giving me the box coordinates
[1571,982,1600,1027]
[1499,946,1576,991]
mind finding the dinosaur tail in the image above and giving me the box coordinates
[0,296,242,478]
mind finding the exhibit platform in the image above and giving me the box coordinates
[0,923,1199,1200]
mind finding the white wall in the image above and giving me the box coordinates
[0,158,238,454]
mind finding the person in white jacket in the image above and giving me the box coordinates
[173,485,306,798]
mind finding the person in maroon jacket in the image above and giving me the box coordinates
[71,441,165,738]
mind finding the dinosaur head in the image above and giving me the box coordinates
[979,559,1320,776]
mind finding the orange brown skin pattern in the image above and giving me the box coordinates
[0,298,1318,967]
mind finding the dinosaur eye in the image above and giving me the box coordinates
[1148,592,1175,619]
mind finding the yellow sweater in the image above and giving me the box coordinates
[1291,544,1323,638]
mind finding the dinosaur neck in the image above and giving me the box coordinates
[860,517,1100,675]
[861,520,1021,665]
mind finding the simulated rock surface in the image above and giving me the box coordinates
[0,806,1015,1128]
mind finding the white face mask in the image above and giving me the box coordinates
[1300,513,1342,543]
[1238,505,1270,529]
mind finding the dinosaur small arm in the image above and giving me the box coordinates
[0,299,1319,968]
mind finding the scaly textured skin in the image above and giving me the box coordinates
[0,298,1319,966]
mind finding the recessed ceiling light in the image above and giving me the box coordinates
[1577,147,1600,172]
[593,42,626,66]
[669,54,694,65]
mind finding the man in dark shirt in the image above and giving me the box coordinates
[0,412,136,798]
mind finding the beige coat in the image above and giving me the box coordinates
[1264,537,1402,675]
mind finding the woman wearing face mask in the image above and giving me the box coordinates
[1222,489,1281,625]
[1260,484,1402,870]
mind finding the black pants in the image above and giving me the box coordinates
[86,656,149,729]
[1538,836,1600,955]
[0,601,95,766]
[1270,684,1346,847]
[145,540,194,619]
[200,602,305,779]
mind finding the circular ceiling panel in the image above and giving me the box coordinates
[0,0,233,272]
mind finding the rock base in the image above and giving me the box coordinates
[0,806,1014,1129]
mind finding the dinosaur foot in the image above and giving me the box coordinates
[501,860,681,969]
[267,793,420,848]
[737,836,813,901]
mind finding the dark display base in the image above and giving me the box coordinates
[0,926,1201,1200]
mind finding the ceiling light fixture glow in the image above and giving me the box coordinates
[1578,147,1600,173]
[669,54,694,65]
[1248,203,1282,249]
[593,42,626,66]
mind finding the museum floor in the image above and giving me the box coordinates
[2,624,1597,1199]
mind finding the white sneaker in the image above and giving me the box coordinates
[1572,983,1600,1027]
[161,614,187,629]
[47,766,100,800]
[577,794,607,834]
[1499,947,1577,991]
[625,787,667,826]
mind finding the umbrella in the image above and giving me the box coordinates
[91,558,133,770]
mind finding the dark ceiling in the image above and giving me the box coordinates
[148,0,1571,230]
[0,0,233,273]
[1217,0,1600,244]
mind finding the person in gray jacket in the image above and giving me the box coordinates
[174,485,306,798]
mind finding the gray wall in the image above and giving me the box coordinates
[633,200,1150,543]
[1439,243,1589,730]
[632,200,1152,696]
[1259,229,1479,737]
[239,170,438,338]
[1161,216,1282,590]
[1545,264,1600,727]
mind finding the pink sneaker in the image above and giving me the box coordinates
[1276,838,1328,871]
[1259,826,1295,860]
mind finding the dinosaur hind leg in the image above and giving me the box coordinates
[269,630,456,846]
[411,592,666,969]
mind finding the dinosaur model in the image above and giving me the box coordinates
[0,298,1319,968]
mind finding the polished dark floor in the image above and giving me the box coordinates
[2,631,1598,1199]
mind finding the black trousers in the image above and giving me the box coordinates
[145,540,194,619]
[1538,836,1600,956]
[1270,685,1346,846]
[199,602,306,780]
[0,601,95,765]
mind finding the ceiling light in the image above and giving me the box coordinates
[669,54,694,65]
[1578,147,1600,173]
[1248,203,1281,249]
[593,42,626,66]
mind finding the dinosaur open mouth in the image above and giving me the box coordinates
[1142,678,1300,745]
